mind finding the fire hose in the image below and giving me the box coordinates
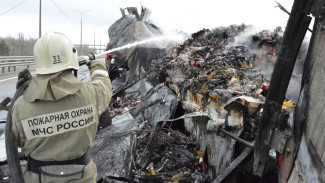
[5,71,31,183]
[78,52,116,75]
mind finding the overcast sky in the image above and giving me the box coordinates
[0,0,297,45]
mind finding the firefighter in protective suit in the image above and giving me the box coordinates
[11,31,112,183]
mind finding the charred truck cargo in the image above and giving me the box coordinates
[92,6,296,182]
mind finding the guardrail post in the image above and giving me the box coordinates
[0,57,35,73]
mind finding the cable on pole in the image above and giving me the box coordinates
[49,0,79,23]
[0,0,27,16]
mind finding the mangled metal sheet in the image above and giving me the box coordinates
[224,96,262,127]
[108,16,143,47]
[108,7,161,48]
[110,46,166,94]
[131,83,178,126]
[288,134,325,183]
[224,96,262,116]
[184,115,243,181]
[126,7,140,20]
[180,90,247,180]
[140,6,151,23]
[121,78,154,99]
[107,7,168,93]
[91,112,137,181]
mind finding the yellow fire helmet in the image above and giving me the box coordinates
[34,31,79,75]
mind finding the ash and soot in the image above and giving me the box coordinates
[96,24,299,183]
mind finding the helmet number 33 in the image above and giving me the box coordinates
[53,55,62,64]
[53,50,65,65]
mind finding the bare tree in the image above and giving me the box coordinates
[1,34,96,56]
[0,39,10,56]
[1,34,37,56]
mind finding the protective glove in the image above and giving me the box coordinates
[16,69,32,89]
[87,53,95,60]
[0,97,11,111]
[78,53,96,66]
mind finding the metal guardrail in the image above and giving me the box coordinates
[0,56,34,73]
[0,56,34,58]
[0,56,34,63]
[0,61,34,66]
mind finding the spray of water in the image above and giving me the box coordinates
[95,34,185,58]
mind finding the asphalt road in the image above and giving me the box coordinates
[0,60,105,120]
[0,65,34,120]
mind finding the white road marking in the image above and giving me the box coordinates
[0,71,88,83]
[0,73,36,83]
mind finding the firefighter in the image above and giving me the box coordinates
[11,31,112,183]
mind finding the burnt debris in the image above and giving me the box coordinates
[96,24,297,183]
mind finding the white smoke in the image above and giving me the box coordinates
[228,25,262,47]
[228,25,310,102]
[286,37,310,101]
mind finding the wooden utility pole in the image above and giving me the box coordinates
[252,0,311,177]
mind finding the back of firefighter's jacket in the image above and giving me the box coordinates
[11,62,112,183]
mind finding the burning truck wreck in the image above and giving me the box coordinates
[89,6,296,183]
[2,0,325,182]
